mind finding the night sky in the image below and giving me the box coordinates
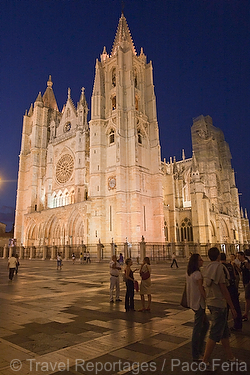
[0,0,249,231]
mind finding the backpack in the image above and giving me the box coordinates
[223,262,236,287]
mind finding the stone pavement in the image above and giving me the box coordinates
[0,258,249,375]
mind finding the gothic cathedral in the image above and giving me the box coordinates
[14,13,249,253]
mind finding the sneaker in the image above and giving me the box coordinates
[110,300,114,303]
[116,298,122,302]
[242,315,248,322]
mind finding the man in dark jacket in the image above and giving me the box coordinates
[220,253,242,331]
[238,251,250,321]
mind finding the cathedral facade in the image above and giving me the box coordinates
[14,14,249,255]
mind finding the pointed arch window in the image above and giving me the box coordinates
[70,190,75,204]
[210,221,216,237]
[176,223,180,242]
[112,96,116,110]
[181,218,193,242]
[65,191,69,205]
[164,221,168,242]
[135,96,139,111]
[134,69,138,88]
[59,193,63,207]
[112,68,116,87]
[137,129,142,144]
[53,194,57,208]
[109,129,115,145]
[50,189,75,209]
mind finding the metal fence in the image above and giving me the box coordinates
[0,241,246,262]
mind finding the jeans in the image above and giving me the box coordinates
[208,306,229,342]
[227,285,242,329]
[192,306,209,360]
[9,268,15,280]
[125,280,134,311]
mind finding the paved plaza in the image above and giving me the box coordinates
[0,258,250,374]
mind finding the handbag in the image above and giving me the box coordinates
[140,266,150,280]
[180,284,189,308]
[134,280,139,292]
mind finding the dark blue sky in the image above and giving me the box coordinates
[0,0,249,231]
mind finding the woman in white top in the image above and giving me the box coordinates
[139,257,151,312]
[186,253,209,361]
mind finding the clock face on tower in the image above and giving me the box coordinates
[108,176,116,190]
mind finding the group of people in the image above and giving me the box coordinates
[73,251,91,264]
[56,251,91,269]
[186,247,250,369]
[109,254,152,312]
[79,251,91,264]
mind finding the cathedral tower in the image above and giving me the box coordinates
[88,13,164,243]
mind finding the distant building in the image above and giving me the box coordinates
[14,13,249,254]
[0,222,6,235]
[0,222,15,248]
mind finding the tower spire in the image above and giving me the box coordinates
[42,75,58,111]
[111,13,136,56]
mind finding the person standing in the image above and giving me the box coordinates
[72,252,76,264]
[109,255,122,303]
[86,251,91,263]
[220,253,242,331]
[8,254,17,281]
[80,252,83,264]
[124,258,137,312]
[138,257,152,312]
[57,252,62,270]
[230,254,241,290]
[237,251,250,322]
[171,252,179,268]
[118,253,124,265]
[186,253,209,361]
[201,247,238,370]
[15,254,20,274]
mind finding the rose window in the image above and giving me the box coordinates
[56,154,74,184]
